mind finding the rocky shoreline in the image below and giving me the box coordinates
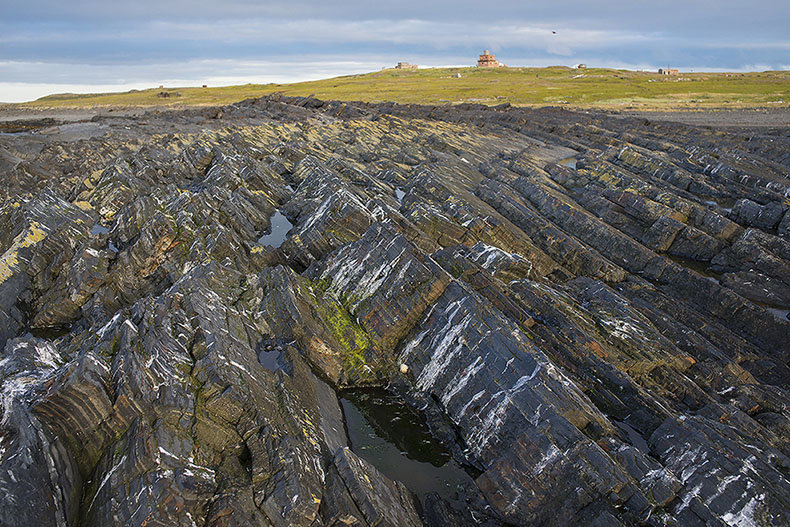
[0,95,788,526]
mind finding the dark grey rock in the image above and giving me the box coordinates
[0,95,788,527]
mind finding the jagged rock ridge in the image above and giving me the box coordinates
[0,95,788,526]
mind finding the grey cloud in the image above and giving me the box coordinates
[3,0,785,24]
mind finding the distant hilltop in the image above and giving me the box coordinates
[13,66,788,110]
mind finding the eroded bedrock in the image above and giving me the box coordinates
[1,96,788,526]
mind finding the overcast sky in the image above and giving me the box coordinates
[1,0,788,102]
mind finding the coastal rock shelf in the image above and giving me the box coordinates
[0,96,788,527]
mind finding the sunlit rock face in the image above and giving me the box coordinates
[0,96,788,527]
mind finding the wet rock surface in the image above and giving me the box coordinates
[0,96,788,526]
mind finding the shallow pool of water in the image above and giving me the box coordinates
[703,196,736,214]
[257,338,285,371]
[257,210,293,248]
[666,254,721,282]
[395,188,406,204]
[558,157,578,169]
[614,420,649,454]
[340,389,475,501]
[91,223,110,235]
[765,308,790,321]
[30,324,71,339]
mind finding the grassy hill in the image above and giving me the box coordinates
[18,66,790,110]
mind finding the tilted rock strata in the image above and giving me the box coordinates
[0,96,788,526]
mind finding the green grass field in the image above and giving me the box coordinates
[17,66,790,110]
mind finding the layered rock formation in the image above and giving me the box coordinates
[1,96,788,526]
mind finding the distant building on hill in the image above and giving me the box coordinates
[477,50,503,68]
[395,62,418,70]
[574,64,587,69]
[659,68,679,75]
